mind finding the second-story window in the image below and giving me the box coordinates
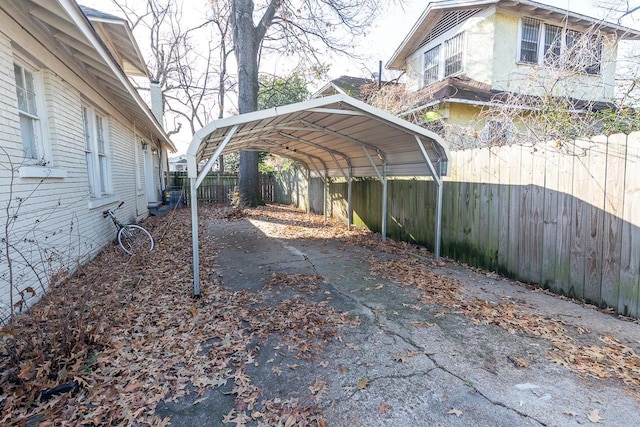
[543,24,562,65]
[520,17,541,63]
[444,33,464,76]
[519,17,603,75]
[424,46,440,86]
[566,30,602,75]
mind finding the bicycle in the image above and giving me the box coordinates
[103,201,154,255]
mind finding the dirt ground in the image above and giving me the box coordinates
[2,204,639,426]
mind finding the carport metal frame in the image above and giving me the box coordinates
[187,94,450,296]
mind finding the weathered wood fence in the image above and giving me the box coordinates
[273,132,640,318]
[168,172,274,205]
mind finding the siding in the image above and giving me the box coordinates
[0,24,152,320]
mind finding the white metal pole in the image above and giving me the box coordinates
[381,166,388,241]
[347,168,353,228]
[324,172,328,223]
[190,177,200,296]
[306,168,311,215]
[435,177,443,260]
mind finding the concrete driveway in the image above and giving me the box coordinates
[156,206,640,426]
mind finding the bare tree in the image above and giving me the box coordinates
[229,0,393,207]
[111,0,236,145]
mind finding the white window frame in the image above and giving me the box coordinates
[517,17,603,75]
[423,45,440,87]
[82,104,112,200]
[421,32,466,88]
[13,59,50,164]
[444,33,465,77]
[519,17,541,64]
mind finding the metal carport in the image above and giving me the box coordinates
[187,94,450,295]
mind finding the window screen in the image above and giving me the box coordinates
[444,33,464,76]
[424,46,440,86]
[520,17,541,63]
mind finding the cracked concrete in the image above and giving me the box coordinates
[156,216,640,426]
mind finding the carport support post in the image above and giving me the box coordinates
[435,177,443,260]
[323,171,328,223]
[306,168,311,215]
[347,167,353,228]
[381,165,388,242]
[190,177,200,296]
[413,135,443,260]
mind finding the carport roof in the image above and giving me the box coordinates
[187,94,451,296]
[187,94,451,180]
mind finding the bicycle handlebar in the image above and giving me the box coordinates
[103,201,125,218]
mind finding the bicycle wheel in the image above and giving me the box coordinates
[117,224,154,255]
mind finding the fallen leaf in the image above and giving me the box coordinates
[393,353,409,363]
[378,403,391,414]
[587,409,602,423]
[448,408,463,417]
[357,378,370,389]
[123,381,141,393]
[411,321,435,328]
[508,355,529,368]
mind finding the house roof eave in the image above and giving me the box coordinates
[57,0,176,152]
[387,0,640,71]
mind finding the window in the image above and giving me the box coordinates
[14,62,46,160]
[482,120,513,145]
[423,46,440,86]
[444,33,464,76]
[83,105,111,198]
[519,17,604,75]
[543,24,562,65]
[520,17,541,64]
[584,37,602,75]
[566,30,602,75]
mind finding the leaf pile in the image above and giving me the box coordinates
[367,256,640,401]
[263,272,323,295]
[0,205,358,425]
[241,204,640,400]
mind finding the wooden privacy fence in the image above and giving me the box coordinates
[168,172,274,206]
[441,134,639,318]
[275,132,640,318]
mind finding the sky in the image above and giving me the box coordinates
[80,0,639,153]
[327,0,639,80]
[82,0,636,81]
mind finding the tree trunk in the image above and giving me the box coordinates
[233,0,262,207]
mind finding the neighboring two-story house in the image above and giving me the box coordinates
[386,0,640,143]
[0,0,176,319]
